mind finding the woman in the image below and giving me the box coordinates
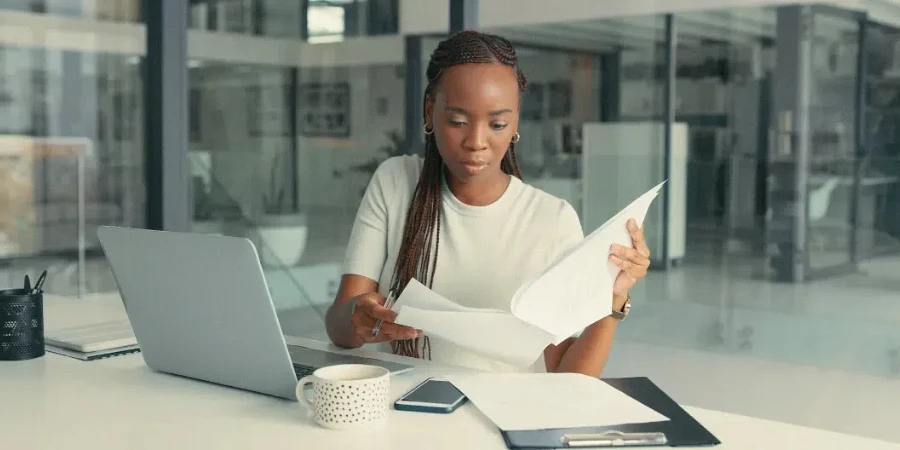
[325,30,650,377]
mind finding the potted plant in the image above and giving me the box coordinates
[344,130,407,196]
[192,175,224,235]
[252,153,308,268]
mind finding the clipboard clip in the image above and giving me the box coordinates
[562,431,668,447]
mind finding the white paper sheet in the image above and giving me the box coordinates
[510,182,665,340]
[392,278,507,314]
[445,373,669,431]
[393,279,553,367]
[392,182,664,368]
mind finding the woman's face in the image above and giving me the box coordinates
[425,63,520,186]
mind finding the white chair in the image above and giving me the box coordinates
[808,177,842,252]
[809,177,840,221]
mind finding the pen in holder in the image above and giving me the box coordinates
[0,287,45,361]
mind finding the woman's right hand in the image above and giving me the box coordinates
[349,292,421,344]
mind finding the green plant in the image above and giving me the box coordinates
[350,130,406,176]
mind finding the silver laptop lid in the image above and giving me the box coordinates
[97,226,299,399]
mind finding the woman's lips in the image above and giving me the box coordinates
[461,160,488,175]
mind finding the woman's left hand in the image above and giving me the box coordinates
[609,219,651,298]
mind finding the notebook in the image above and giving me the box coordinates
[44,320,140,361]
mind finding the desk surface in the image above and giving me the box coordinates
[3,295,899,450]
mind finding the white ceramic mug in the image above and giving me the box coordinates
[295,364,391,430]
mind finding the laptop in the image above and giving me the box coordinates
[96,226,413,401]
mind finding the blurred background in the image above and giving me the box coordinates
[0,0,898,443]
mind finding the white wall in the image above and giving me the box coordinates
[399,0,449,34]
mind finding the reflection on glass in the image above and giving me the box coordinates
[0,0,142,22]
[0,37,145,296]
[676,7,776,278]
[187,51,404,338]
[808,12,859,270]
[185,0,398,41]
[863,24,900,258]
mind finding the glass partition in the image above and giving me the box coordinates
[0,5,146,297]
[187,0,399,41]
[481,5,900,444]
[807,11,860,272]
[675,7,776,271]
[186,32,406,339]
[862,23,900,259]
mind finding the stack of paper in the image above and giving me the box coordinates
[445,373,669,430]
[393,182,665,367]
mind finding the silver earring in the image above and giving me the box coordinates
[424,124,434,135]
[511,132,520,143]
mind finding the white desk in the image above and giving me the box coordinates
[3,296,899,449]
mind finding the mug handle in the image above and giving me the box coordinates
[295,376,316,408]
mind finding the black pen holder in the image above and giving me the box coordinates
[0,288,44,361]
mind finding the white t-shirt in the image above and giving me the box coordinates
[342,155,584,372]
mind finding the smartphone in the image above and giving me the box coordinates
[394,378,468,414]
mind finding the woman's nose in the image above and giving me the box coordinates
[463,126,490,152]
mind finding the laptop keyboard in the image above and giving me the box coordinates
[293,364,316,379]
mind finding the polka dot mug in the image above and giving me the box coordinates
[295,364,391,430]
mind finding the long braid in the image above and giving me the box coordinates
[390,30,527,359]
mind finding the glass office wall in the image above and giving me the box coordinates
[675,8,776,271]
[808,11,860,272]
[187,0,398,41]
[0,3,145,296]
[495,15,668,270]
[863,23,900,259]
[0,0,141,21]
[185,8,404,338]
[504,45,602,214]
[482,5,900,443]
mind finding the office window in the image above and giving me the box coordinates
[0,6,146,296]
[862,24,900,259]
[477,5,900,444]
[185,0,398,40]
[0,0,142,22]
[187,17,405,339]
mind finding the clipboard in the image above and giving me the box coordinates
[501,377,721,448]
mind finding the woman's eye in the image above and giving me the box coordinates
[492,123,508,130]
[448,119,467,126]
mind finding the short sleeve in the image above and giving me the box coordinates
[553,201,585,260]
[341,161,392,282]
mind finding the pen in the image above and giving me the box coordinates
[33,270,47,293]
[372,289,397,338]
[24,274,31,292]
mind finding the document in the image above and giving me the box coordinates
[445,373,669,431]
[510,181,666,340]
[393,279,554,367]
[393,182,665,367]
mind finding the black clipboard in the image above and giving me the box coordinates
[501,377,721,448]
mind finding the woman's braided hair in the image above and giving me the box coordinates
[389,30,527,359]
